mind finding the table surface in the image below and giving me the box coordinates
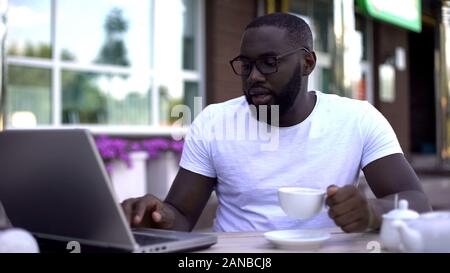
[195,228,384,253]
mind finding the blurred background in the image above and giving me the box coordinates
[0,0,449,230]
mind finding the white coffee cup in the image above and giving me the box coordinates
[278,187,326,219]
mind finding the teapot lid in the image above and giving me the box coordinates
[382,199,419,220]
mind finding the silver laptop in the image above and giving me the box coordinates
[0,129,217,253]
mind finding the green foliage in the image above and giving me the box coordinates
[62,71,107,123]
[95,7,130,66]
[7,42,52,59]
[8,65,50,87]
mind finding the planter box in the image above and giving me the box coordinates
[146,151,180,199]
[110,151,148,203]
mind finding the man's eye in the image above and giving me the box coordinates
[263,59,277,67]
[241,62,252,70]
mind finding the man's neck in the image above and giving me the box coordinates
[278,91,316,127]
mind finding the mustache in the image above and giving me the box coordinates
[245,86,272,96]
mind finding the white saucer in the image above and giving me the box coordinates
[264,229,330,250]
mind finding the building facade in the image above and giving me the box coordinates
[3,0,450,170]
[206,0,447,171]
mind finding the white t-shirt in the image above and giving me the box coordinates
[179,91,403,231]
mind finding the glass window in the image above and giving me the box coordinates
[62,71,152,125]
[312,0,333,53]
[154,0,201,126]
[58,0,153,68]
[6,0,51,58]
[153,0,185,73]
[159,81,199,125]
[6,65,51,126]
[289,0,334,53]
[183,81,199,114]
[320,68,331,93]
[182,0,198,70]
[5,0,202,131]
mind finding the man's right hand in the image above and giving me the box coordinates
[121,194,175,229]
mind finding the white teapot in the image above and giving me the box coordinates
[393,211,450,253]
[379,199,419,252]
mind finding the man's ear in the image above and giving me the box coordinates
[302,51,316,76]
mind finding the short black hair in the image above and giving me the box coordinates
[245,13,313,50]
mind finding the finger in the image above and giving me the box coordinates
[121,198,136,224]
[329,195,366,218]
[326,185,339,197]
[341,220,367,233]
[152,211,162,222]
[333,208,365,227]
[133,196,158,225]
[325,186,339,207]
[152,205,174,229]
[327,185,357,206]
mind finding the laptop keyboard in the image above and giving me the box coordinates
[133,233,178,246]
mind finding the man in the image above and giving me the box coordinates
[122,13,431,232]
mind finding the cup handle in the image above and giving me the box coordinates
[322,194,329,213]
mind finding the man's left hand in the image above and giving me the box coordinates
[326,185,374,233]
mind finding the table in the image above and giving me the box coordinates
[196,228,384,253]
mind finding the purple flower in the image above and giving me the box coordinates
[130,142,142,151]
[141,138,171,158]
[94,135,184,172]
[171,141,184,153]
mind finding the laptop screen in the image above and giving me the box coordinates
[0,129,137,250]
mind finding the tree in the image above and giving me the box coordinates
[95,8,130,66]
[62,71,107,124]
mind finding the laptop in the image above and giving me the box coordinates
[0,129,217,253]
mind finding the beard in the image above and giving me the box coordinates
[244,65,302,124]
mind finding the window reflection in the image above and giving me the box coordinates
[6,0,51,58]
[95,8,130,66]
[182,0,197,70]
[5,0,201,129]
[58,0,152,68]
[159,81,198,125]
[62,71,152,125]
[154,0,183,74]
[6,65,51,125]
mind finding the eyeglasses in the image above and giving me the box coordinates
[229,47,311,76]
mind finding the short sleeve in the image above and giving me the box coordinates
[360,102,403,168]
[179,105,217,178]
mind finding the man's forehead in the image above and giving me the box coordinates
[240,26,290,57]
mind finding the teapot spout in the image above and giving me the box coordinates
[393,220,423,253]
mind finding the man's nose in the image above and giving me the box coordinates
[247,64,266,83]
